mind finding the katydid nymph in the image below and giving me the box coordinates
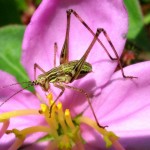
[0,9,135,128]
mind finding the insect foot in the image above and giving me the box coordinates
[123,75,138,79]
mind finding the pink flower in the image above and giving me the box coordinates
[1,0,150,150]
[83,61,150,150]
[22,0,128,117]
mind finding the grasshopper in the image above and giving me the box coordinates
[0,9,135,128]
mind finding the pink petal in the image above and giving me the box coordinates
[0,71,45,148]
[83,61,150,149]
[0,71,41,111]
[22,0,128,114]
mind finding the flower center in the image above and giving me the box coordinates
[38,93,83,149]
[0,93,124,150]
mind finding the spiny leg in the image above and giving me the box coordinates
[34,63,46,80]
[60,10,71,64]
[98,29,136,78]
[49,83,65,117]
[67,9,116,60]
[54,42,58,67]
[67,9,136,79]
[62,29,105,127]
[70,28,101,82]
[63,84,106,128]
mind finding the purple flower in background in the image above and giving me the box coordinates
[0,0,150,150]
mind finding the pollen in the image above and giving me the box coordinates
[65,109,70,116]
[57,101,62,109]
[65,109,75,130]
[40,103,47,112]
[46,92,54,106]
[46,92,53,100]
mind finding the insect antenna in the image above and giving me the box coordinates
[1,81,34,88]
[0,81,36,107]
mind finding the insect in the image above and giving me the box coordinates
[0,9,135,128]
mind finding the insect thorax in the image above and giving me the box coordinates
[36,60,92,86]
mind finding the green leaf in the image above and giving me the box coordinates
[144,12,150,25]
[35,0,42,5]
[124,0,150,51]
[0,0,21,26]
[0,25,29,82]
[15,0,28,12]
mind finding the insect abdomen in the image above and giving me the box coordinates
[62,60,92,78]
[45,60,92,83]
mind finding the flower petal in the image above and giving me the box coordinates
[0,70,41,111]
[83,61,150,149]
[22,0,128,116]
[0,71,45,148]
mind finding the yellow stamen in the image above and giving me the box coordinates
[59,135,71,149]
[0,109,39,122]
[103,131,119,148]
[57,102,62,110]
[57,102,67,132]
[0,92,122,150]
[6,126,51,137]
[46,93,53,102]
[65,109,75,130]
[6,127,51,150]
[41,104,47,112]
[40,104,58,138]
[76,116,118,148]
[46,93,56,109]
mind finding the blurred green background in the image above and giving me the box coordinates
[0,0,150,83]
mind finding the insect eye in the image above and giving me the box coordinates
[40,77,46,84]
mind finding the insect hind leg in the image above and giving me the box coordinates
[63,84,106,128]
[54,42,58,67]
[67,9,136,79]
[98,28,137,79]
[66,9,116,60]
[59,10,71,64]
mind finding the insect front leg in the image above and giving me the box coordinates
[34,63,46,80]
[49,83,65,117]
[63,84,106,128]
